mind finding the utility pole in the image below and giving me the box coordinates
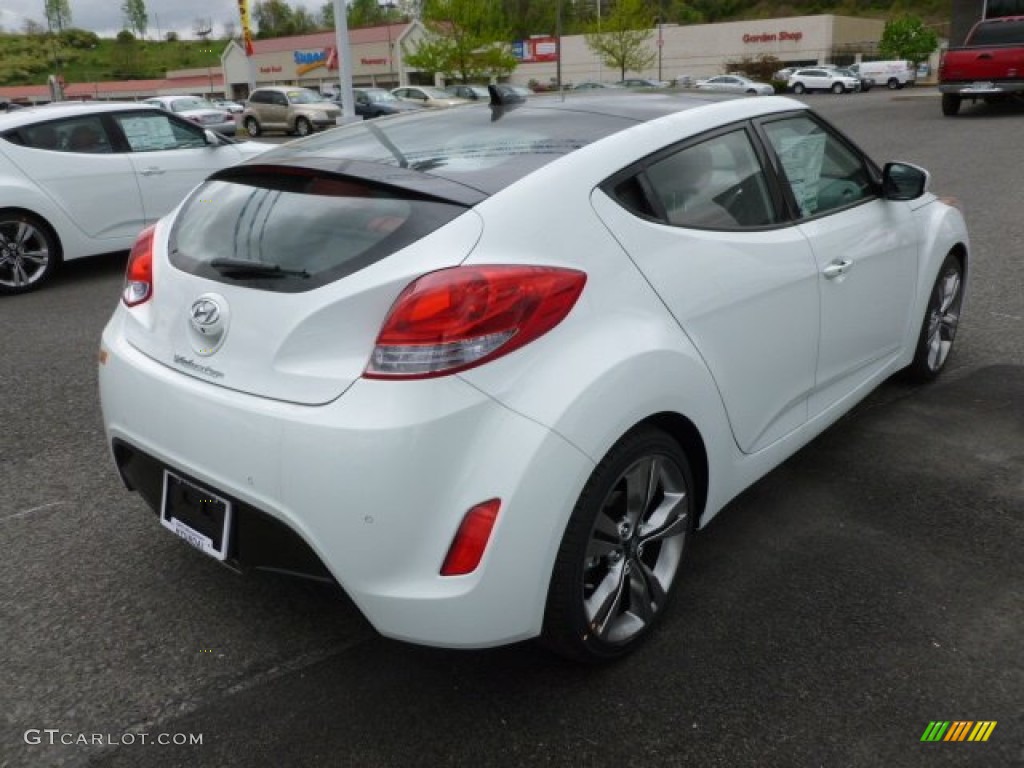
[556,0,563,92]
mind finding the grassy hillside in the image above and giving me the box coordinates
[0,31,225,86]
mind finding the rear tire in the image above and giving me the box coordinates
[0,211,59,295]
[542,426,695,663]
[906,252,964,383]
[941,93,962,116]
[792,82,806,94]
[244,117,261,137]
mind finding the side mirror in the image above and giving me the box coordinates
[204,129,221,146]
[882,161,929,201]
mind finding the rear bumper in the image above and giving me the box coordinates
[939,80,1024,95]
[98,311,595,648]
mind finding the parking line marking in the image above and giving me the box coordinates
[0,501,65,523]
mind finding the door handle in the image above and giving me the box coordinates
[822,259,853,279]
[977,53,993,60]
[140,167,165,176]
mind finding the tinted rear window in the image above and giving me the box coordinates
[263,104,640,195]
[970,19,1024,45]
[169,171,466,293]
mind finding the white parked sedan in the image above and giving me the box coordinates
[0,102,268,294]
[98,91,968,662]
[696,75,775,95]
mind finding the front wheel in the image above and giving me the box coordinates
[832,82,845,94]
[295,117,312,137]
[887,78,900,90]
[0,211,59,295]
[792,82,806,94]
[542,427,695,663]
[906,252,964,383]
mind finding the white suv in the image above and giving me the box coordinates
[787,68,860,94]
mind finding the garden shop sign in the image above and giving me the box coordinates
[742,30,804,44]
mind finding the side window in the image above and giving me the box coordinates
[19,122,63,151]
[42,116,112,154]
[114,113,207,151]
[762,115,874,218]
[272,93,288,106]
[249,91,267,104]
[643,129,778,229]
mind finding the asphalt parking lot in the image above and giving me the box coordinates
[1,89,1021,768]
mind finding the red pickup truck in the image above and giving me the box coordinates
[939,15,1024,115]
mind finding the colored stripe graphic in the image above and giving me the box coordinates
[968,722,997,742]
[945,721,972,741]
[921,721,997,742]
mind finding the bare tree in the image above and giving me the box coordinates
[193,17,213,40]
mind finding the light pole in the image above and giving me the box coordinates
[556,0,562,92]
[381,1,396,87]
[656,17,663,82]
[200,48,215,97]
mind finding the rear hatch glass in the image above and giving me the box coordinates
[170,167,466,293]
[125,168,482,404]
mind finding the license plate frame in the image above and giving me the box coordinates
[964,81,998,93]
[160,470,232,561]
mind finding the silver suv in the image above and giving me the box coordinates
[787,68,860,95]
[241,86,341,137]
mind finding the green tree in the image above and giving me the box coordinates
[60,28,100,49]
[584,0,657,80]
[320,2,334,28]
[122,0,148,39]
[405,0,517,83]
[291,6,319,34]
[878,14,938,66]
[347,0,385,28]
[43,0,72,33]
[253,0,295,38]
[112,29,144,78]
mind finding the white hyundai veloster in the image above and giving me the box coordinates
[99,89,968,662]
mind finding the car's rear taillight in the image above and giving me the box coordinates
[122,225,155,307]
[365,265,586,379]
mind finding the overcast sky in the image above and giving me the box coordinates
[0,0,322,39]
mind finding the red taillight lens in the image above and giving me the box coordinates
[440,499,501,576]
[365,266,586,379]
[122,225,155,307]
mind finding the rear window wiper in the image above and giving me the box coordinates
[209,258,310,278]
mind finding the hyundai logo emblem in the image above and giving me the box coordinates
[191,299,221,327]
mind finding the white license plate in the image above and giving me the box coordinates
[160,470,232,561]
[965,81,997,92]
